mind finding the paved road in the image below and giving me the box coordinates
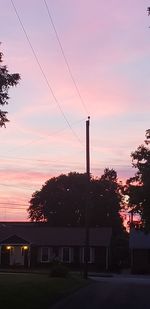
[50,275,150,309]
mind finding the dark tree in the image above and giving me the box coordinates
[29,172,89,226]
[125,131,150,231]
[90,168,123,233]
[0,48,20,127]
[28,169,123,232]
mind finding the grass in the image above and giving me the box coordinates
[0,272,88,309]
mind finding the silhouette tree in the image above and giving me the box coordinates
[28,169,123,232]
[125,131,150,231]
[0,47,20,127]
[90,168,123,233]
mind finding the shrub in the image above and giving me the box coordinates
[49,264,69,278]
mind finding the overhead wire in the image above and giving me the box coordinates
[0,202,28,211]
[10,0,82,144]
[0,155,132,169]
[0,183,34,190]
[43,0,89,116]
[10,117,86,153]
[0,207,26,210]
[0,202,28,206]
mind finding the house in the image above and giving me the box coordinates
[129,228,150,273]
[0,222,112,271]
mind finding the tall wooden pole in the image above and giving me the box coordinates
[84,116,90,279]
[86,117,90,177]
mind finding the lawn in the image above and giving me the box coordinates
[0,272,88,308]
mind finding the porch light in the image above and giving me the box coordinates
[6,246,11,250]
[23,246,28,250]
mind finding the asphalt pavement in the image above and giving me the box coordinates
[50,274,150,309]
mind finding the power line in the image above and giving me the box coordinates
[0,207,27,210]
[8,117,86,155]
[0,183,34,190]
[0,155,84,164]
[10,0,82,144]
[43,0,89,116]
[0,202,28,207]
[0,206,26,211]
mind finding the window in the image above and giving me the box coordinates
[41,247,49,262]
[62,248,70,263]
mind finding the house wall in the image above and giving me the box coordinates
[95,246,107,270]
[131,249,150,274]
[0,245,29,267]
[10,246,24,266]
[32,246,108,270]
[0,244,109,270]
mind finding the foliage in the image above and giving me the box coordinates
[50,263,69,278]
[0,47,20,127]
[125,131,150,230]
[28,169,123,233]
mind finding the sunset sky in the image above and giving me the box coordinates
[0,0,150,221]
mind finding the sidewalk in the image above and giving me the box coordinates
[89,271,150,279]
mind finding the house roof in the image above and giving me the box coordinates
[0,223,112,247]
[0,234,30,245]
[129,229,150,249]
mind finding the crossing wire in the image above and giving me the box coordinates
[43,0,89,116]
[10,0,82,144]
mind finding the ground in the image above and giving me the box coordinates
[50,274,150,309]
[0,272,87,309]
[1,272,150,309]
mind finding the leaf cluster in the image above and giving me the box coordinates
[0,49,20,127]
[126,133,150,230]
[28,169,123,232]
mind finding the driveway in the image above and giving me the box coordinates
[50,275,150,309]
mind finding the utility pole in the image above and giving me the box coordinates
[84,116,90,279]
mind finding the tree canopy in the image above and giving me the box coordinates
[125,131,150,231]
[28,169,123,233]
[0,48,20,127]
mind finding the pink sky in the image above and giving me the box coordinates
[0,0,150,220]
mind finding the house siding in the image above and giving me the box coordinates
[131,249,150,274]
[0,224,112,270]
[95,246,107,270]
[29,246,108,270]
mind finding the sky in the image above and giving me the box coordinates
[0,0,150,221]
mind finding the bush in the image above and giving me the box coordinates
[49,264,69,278]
